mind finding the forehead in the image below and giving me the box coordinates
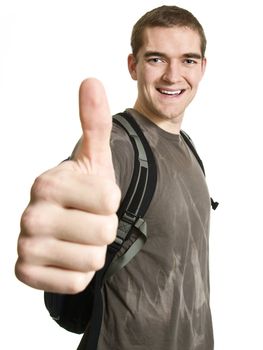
[140,26,202,56]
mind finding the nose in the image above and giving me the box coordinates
[162,61,182,83]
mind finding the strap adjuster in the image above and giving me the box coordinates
[114,212,139,246]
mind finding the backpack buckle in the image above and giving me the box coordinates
[114,212,139,246]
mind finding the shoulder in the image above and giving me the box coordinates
[110,117,133,158]
[110,116,134,196]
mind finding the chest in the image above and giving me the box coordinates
[150,136,210,218]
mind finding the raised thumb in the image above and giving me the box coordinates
[75,78,114,178]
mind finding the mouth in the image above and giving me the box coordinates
[157,88,185,96]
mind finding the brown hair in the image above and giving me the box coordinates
[131,5,207,58]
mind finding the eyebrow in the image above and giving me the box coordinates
[144,51,167,59]
[144,51,203,60]
[182,53,202,60]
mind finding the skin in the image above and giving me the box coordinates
[15,25,206,294]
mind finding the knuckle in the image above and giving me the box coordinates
[20,206,48,237]
[31,169,69,202]
[14,260,23,281]
[15,260,33,286]
[102,181,121,213]
[31,174,54,201]
[16,236,29,259]
[67,272,94,294]
[67,277,86,294]
[20,207,38,236]
[17,235,39,261]
[98,215,118,244]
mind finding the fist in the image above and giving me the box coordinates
[15,79,121,294]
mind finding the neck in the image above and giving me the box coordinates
[133,102,183,135]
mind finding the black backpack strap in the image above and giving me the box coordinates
[180,130,219,210]
[77,111,157,350]
[180,130,205,175]
[103,111,157,280]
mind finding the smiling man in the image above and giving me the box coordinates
[15,5,214,350]
[128,26,206,134]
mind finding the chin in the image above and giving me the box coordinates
[158,108,184,121]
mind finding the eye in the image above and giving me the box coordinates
[184,59,197,65]
[147,57,164,64]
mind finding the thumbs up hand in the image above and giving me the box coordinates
[15,79,121,294]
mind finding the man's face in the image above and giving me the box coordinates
[128,26,206,132]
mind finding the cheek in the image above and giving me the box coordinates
[190,70,204,86]
[138,64,159,83]
[185,75,201,91]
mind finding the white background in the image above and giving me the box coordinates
[1,0,262,349]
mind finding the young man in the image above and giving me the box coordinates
[15,5,214,350]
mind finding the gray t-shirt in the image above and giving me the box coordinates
[97,109,213,350]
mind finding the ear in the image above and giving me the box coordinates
[200,57,207,78]
[127,54,137,81]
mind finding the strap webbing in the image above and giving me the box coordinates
[114,112,157,219]
[180,130,205,175]
[180,130,219,210]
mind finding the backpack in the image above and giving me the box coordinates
[44,111,218,349]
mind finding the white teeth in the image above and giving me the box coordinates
[160,89,182,95]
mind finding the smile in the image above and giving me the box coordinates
[157,88,185,96]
